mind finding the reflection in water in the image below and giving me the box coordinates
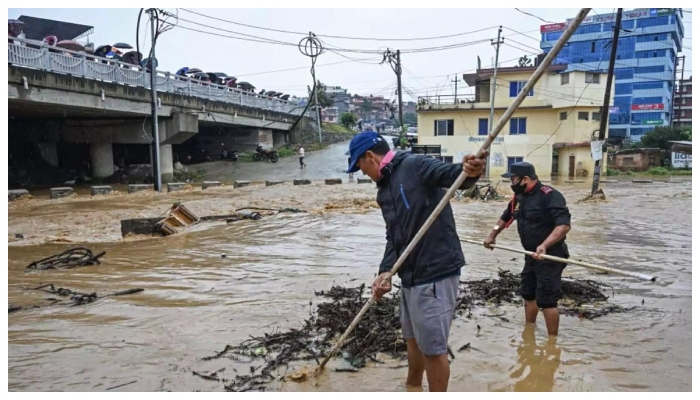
[510,325,562,392]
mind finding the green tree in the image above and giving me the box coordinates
[517,55,532,67]
[306,80,335,109]
[340,112,358,129]
[403,112,417,125]
[639,126,691,150]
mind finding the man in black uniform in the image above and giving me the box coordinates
[483,162,571,336]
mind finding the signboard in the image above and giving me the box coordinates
[566,9,654,25]
[642,119,664,125]
[671,151,692,169]
[540,23,567,33]
[632,103,665,111]
[653,8,676,16]
[468,137,504,143]
[609,106,619,114]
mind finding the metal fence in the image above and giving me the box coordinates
[8,37,307,117]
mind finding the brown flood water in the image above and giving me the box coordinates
[7,177,692,392]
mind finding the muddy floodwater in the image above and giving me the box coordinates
[7,147,692,391]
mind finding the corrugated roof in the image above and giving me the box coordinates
[18,15,94,42]
[668,141,692,146]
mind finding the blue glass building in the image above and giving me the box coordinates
[539,8,685,142]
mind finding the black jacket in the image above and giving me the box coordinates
[377,151,479,287]
[500,181,571,256]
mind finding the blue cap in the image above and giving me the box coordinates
[346,131,384,173]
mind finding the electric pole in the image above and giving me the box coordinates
[299,32,324,145]
[591,8,622,195]
[451,74,460,104]
[383,49,405,149]
[147,8,162,192]
[485,26,503,179]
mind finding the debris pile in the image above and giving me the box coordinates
[196,270,634,391]
[9,284,144,313]
[25,247,106,270]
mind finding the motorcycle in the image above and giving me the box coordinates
[220,149,239,162]
[253,145,279,163]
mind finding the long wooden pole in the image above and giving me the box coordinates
[460,239,657,282]
[317,8,593,372]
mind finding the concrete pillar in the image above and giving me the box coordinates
[160,144,174,183]
[90,143,114,179]
[38,142,59,167]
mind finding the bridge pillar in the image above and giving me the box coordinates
[160,144,174,183]
[90,143,114,179]
[37,142,59,167]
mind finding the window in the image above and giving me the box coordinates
[508,157,524,169]
[578,111,589,121]
[633,97,663,105]
[574,23,602,35]
[560,73,569,85]
[509,118,527,135]
[608,128,628,138]
[585,72,600,84]
[509,81,534,98]
[615,83,633,95]
[590,42,596,53]
[434,119,454,136]
[633,82,664,90]
[478,118,488,135]
[636,65,665,74]
[545,31,563,41]
[615,68,634,80]
[559,112,568,120]
[592,112,601,121]
[439,156,454,164]
[637,16,669,28]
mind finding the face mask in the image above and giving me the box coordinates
[511,178,526,194]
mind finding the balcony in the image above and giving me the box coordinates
[417,94,480,111]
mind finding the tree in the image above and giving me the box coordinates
[517,55,532,67]
[306,80,335,109]
[340,112,358,129]
[639,126,691,150]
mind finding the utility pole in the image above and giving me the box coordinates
[147,8,162,192]
[591,8,623,195]
[313,79,322,144]
[299,32,324,145]
[451,74,460,104]
[383,49,405,149]
[485,26,503,179]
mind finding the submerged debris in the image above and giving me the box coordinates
[197,270,634,391]
[8,284,144,313]
[577,188,608,203]
[25,247,105,270]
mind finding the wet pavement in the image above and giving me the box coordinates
[7,141,693,392]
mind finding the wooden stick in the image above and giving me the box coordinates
[460,238,657,282]
[317,8,594,372]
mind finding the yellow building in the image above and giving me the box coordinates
[416,65,612,179]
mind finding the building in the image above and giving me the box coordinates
[350,94,391,123]
[539,8,685,142]
[673,77,692,126]
[321,106,339,124]
[416,65,610,178]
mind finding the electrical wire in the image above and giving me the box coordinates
[514,8,554,24]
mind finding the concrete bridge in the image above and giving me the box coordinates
[7,39,313,182]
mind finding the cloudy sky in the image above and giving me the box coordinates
[9,7,693,102]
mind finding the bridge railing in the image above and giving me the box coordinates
[8,37,309,118]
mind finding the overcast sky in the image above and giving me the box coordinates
[9,8,693,102]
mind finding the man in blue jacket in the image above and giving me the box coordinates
[346,131,486,391]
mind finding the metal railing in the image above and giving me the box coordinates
[8,37,308,117]
[417,93,477,110]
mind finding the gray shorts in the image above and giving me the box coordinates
[400,274,460,356]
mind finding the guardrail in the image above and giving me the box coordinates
[7,37,307,117]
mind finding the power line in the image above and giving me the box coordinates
[179,8,499,42]
[514,8,554,23]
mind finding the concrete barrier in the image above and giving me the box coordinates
[9,189,29,201]
[202,181,222,189]
[564,180,585,183]
[234,180,252,188]
[325,178,342,185]
[266,180,284,187]
[50,187,74,199]
[598,180,617,183]
[632,180,653,184]
[357,178,373,184]
[128,184,151,194]
[294,179,311,186]
[167,183,187,192]
[91,185,112,196]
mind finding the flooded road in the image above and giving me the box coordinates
[7,144,692,391]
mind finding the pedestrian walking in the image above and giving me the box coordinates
[298,146,306,169]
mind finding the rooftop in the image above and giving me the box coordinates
[463,64,567,86]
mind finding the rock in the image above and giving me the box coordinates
[294,179,311,186]
[325,178,342,185]
[167,183,186,192]
[9,189,29,201]
[90,185,112,196]
[357,178,373,184]
[202,181,222,189]
[174,162,185,171]
[50,187,74,199]
[15,233,24,239]
[234,180,252,188]
[266,180,284,187]
[128,184,151,194]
